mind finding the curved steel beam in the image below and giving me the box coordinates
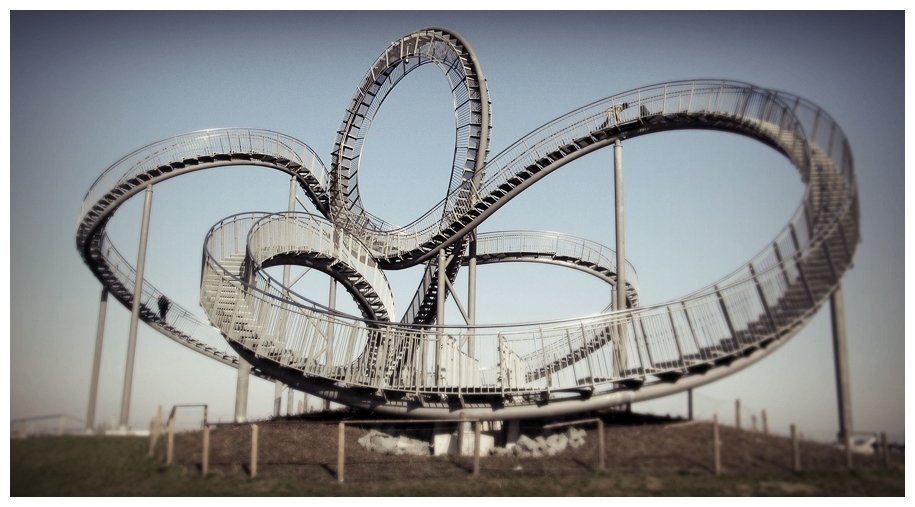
[77,28,858,420]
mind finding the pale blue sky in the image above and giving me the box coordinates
[10,11,905,441]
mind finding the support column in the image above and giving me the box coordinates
[613,139,628,372]
[234,358,251,423]
[287,387,295,415]
[326,278,336,384]
[87,289,108,432]
[467,234,477,358]
[325,278,336,412]
[119,185,153,430]
[436,248,447,387]
[272,175,297,418]
[830,284,854,467]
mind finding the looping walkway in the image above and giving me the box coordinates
[77,28,858,419]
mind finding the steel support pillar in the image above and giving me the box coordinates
[613,139,628,372]
[119,185,153,430]
[287,387,295,415]
[326,278,336,380]
[324,279,336,412]
[436,248,447,387]
[86,288,108,432]
[830,284,854,467]
[468,234,477,358]
[272,176,297,419]
[234,358,251,423]
[614,139,626,313]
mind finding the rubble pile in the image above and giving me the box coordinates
[357,428,431,456]
[491,427,587,457]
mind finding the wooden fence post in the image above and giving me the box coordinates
[457,412,466,457]
[473,421,481,477]
[148,416,157,457]
[845,433,853,470]
[791,424,800,472]
[149,405,162,457]
[337,422,345,483]
[250,424,259,478]
[881,432,890,469]
[202,425,210,475]
[735,399,741,430]
[598,419,605,471]
[713,414,721,476]
[166,415,175,465]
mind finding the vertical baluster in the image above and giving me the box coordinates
[667,307,685,366]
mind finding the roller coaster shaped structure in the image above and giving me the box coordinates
[77,27,859,420]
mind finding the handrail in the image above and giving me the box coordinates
[323,81,820,267]
[75,24,857,420]
[246,212,396,321]
[194,81,857,406]
[473,230,639,304]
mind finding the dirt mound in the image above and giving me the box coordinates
[154,411,898,483]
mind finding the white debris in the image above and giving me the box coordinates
[491,427,586,457]
[357,428,431,456]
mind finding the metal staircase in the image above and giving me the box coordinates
[77,27,858,420]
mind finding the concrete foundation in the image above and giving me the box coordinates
[432,422,496,456]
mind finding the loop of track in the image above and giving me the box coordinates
[77,28,858,419]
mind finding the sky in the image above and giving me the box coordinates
[9,11,905,443]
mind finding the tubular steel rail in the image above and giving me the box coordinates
[77,27,858,420]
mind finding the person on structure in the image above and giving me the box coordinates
[158,295,170,321]
[606,102,630,125]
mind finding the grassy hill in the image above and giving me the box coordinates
[11,411,904,496]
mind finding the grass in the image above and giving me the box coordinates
[11,434,904,496]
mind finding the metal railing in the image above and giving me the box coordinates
[246,212,395,320]
[331,27,490,239]
[78,128,328,237]
[77,74,858,418]
[474,230,639,305]
[94,232,239,366]
[194,81,857,407]
[326,81,822,265]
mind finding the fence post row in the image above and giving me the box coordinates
[142,413,861,481]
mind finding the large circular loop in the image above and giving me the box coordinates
[330,27,491,239]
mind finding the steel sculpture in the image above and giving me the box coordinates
[77,27,859,421]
